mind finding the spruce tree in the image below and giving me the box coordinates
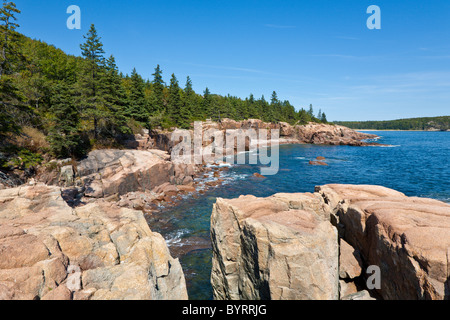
[101,55,130,135]
[317,109,322,121]
[202,87,212,119]
[183,76,195,118]
[0,1,20,78]
[47,82,83,158]
[127,67,148,123]
[150,64,165,113]
[307,104,314,120]
[168,73,190,128]
[0,1,26,139]
[78,24,105,139]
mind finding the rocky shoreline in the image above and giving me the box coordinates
[210,184,450,300]
[0,121,402,300]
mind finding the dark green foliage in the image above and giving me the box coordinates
[127,67,149,123]
[7,148,42,169]
[335,116,450,131]
[101,55,130,135]
[149,64,165,113]
[0,1,26,139]
[0,1,21,78]
[168,73,190,129]
[78,24,105,139]
[1,1,333,164]
[203,87,213,119]
[47,82,84,158]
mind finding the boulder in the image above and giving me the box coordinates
[309,160,328,166]
[317,184,450,300]
[296,123,378,146]
[339,280,358,298]
[59,165,74,187]
[339,239,363,280]
[210,193,339,300]
[341,290,376,301]
[0,185,188,300]
[77,150,173,198]
[253,173,266,178]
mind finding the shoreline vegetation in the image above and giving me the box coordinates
[1,8,330,175]
[335,116,450,132]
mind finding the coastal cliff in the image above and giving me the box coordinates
[214,119,378,146]
[210,192,339,300]
[211,184,450,300]
[0,184,188,300]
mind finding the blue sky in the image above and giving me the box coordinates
[13,0,450,121]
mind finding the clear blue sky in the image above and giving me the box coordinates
[13,0,450,121]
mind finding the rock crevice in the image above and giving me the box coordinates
[211,184,450,300]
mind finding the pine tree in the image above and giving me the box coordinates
[321,112,328,123]
[202,87,213,119]
[0,0,20,78]
[78,24,106,140]
[247,93,258,119]
[183,76,195,118]
[101,55,130,135]
[317,109,322,121]
[298,108,309,124]
[307,104,314,119]
[0,1,26,139]
[150,64,165,113]
[47,82,83,158]
[167,73,191,128]
[127,67,149,123]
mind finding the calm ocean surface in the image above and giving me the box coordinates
[146,131,450,300]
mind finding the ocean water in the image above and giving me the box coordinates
[145,131,450,300]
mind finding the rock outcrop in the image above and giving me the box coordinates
[76,149,173,198]
[213,119,379,146]
[210,193,339,300]
[317,184,450,300]
[211,184,450,300]
[295,123,378,146]
[0,184,188,300]
[50,149,198,212]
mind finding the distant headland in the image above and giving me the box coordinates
[335,116,450,131]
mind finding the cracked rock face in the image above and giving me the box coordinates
[0,185,188,300]
[318,184,450,300]
[77,149,173,199]
[210,193,339,300]
[211,184,450,300]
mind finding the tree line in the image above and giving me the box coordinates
[1,2,328,164]
[335,116,450,131]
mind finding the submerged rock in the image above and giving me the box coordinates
[309,160,329,166]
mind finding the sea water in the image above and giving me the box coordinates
[145,131,450,300]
